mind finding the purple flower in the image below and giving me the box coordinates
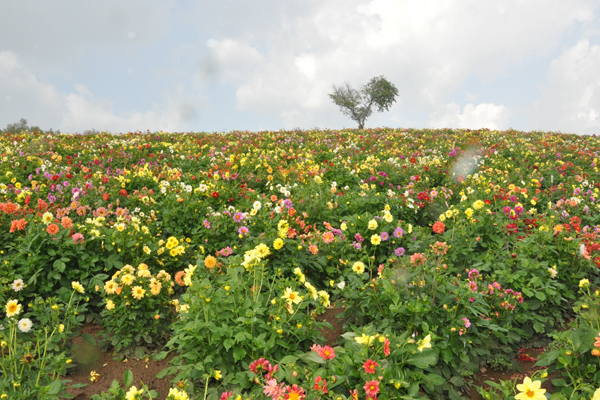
[393,227,404,238]
[352,242,362,250]
[394,247,405,256]
[283,199,293,209]
[380,232,389,241]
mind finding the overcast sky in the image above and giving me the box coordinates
[1,1,600,134]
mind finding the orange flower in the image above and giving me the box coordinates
[204,255,217,269]
[432,221,445,234]
[309,244,319,255]
[9,218,27,233]
[61,216,73,229]
[175,271,186,286]
[47,223,60,235]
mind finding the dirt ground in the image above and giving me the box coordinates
[62,307,548,399]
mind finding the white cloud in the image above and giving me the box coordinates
[211,0,596,128]
[429,102,511,130]
[530,39,600,134]
[0,51,197,133]
[0,51,65,129]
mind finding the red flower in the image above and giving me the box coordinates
[313,376,328,393]
[363,359,379,374]
[505,223,518,235]
[384,338,391,357]
[103,193,110,201]
[212,191,219,198]
[432,221,445,234]
[364,380,380,397]
[119,189,128,196]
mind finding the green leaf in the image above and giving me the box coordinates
[423,373,446,386]
[47,379,62,395]
[123,369,133,387]
[441,348,453,363]
[153,351,169,361]
[82,333,96,346]
[297,351,326,364]
[407,349,438,369]
[53,259,66,273]
[279,355,299,364]
[224,338,235,351]
[552,378,567,387]
[534,291,546,301]
[533,321,545,333]
[233,347,246,363]
[156,366,178,379]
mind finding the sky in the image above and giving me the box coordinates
[1,0,600,135]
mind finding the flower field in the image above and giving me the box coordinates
[1,128,600,400]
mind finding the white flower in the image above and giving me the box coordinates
[337,281,346,290]
[253,201,262,210]
[18,318,33,333]
[548,267,558,278]
[11,279,25,292]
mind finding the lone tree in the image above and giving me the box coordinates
[329,75,398,129]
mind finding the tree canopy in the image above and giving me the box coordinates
[329,76,398,129]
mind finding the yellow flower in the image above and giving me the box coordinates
[273,238,284,250]
[355,333,375,346]
[368,219,378,230]
[59,324,64,333]
[472,200,484,210]
[214,370,222,380]
[465,208,474,218]
[6,299,21,318]
[293,267,306,283]
[41,212,54,225]
[352,261,365,274]
[254,243,271,259]
[417,334,432,352]
[106,299,115,310]
[580,278,590,288]
[282,288,302,304]
[71,281,85,294]
[131,286,145,300]
[125,385,143,400]
[370,234,381,245]
[121,274,136,286]
[515,377,546,400]
[592,388,600,400]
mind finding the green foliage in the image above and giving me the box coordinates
[0,286,88,399]
[98,263,182,358]
[162,253,330,388]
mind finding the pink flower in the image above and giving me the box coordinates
[72,233,85,244]
[384,338,391,357]
[219,391,233,400]
[462,317,471,328]
[263,379,285,400]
